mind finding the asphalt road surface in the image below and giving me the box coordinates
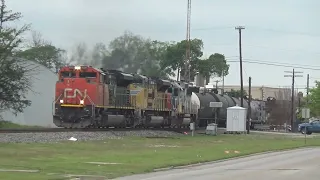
[115,148,320,180]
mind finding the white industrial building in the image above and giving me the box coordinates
[192,74,296,101]
[1,60,57,127]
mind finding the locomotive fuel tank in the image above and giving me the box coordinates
[181,118,191,125]
[144,116,164,127]
[101,114,126,127]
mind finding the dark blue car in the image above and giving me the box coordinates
[298,120,320,135]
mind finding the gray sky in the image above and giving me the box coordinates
[8,0,320,91]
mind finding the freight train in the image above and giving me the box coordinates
[53,65,266,129]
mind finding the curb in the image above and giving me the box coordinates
[153,146,314,172]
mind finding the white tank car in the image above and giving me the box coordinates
[191,92,200,110]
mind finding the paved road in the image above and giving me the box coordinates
[251,130,320,138]
[115,148,320,180]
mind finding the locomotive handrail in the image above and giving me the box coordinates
[86,94,95,106]
[86,94,96,118]
[53,93,63,104]
[52,94,62,115]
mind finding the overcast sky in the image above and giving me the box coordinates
[8,0,320,91]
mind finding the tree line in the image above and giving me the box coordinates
[19,30,230,82]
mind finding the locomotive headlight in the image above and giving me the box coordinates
[59,99,64,104]
[80,100,84,105]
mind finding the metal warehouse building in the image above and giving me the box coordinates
[220,85,292,101]
[1,60,58,127]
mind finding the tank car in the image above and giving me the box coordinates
[193,87,265,128]
[167,81,198,128]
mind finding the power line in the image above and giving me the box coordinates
[210,43,320,55]
[192,26,320,37]
[241,58,320,68]
[226,59,320,71]
[228,58,320,68]
[310,77,320,80]
[246,26,320,38]
[192,26,234,31]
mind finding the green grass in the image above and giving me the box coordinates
[0,134,319,180]
[0,121,41,129]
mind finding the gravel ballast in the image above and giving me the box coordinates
[0,130,183,143]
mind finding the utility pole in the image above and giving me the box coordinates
[235,26,245,107]
[214,80,220,89]
[306,74,310,105]
[222,71,225,95]
[247,76,251,134]
[184,0,191,82]
[284,69,303,131]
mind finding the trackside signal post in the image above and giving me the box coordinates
[210,102,223,135]
[247,76,252,134]
[301,108,310,144]
[190,122,195,137]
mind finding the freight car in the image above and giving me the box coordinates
[191,87,266,128]
[52,65,198,128]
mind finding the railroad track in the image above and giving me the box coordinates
[0,127,191,133]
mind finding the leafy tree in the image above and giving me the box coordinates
[28,31,50,47]
[224,89,247,98]
[91,42,107,67]
[105,31,146,73]
[16,31,66,70]
[102,48,129,70]
[308,81,320,116]
[139,40,171,78]
[102,31,171,77]
[69,42,90,65]
[0,0,33,117]
[160,38,203,81]
[198,53,229,84]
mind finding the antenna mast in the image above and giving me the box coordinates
[183,0,191,83]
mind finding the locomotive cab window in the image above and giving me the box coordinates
[79,72,97,78]
[60,71,76,78]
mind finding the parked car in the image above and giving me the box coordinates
[298,120,320,135]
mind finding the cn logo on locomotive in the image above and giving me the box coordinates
[63,88,87,99]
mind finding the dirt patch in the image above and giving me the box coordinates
[65,174,107,177]
[145,136,180,139]
[148,144,180,148]
[85,162,122,165]
[64,174,108,180]
[0,169,39,173]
